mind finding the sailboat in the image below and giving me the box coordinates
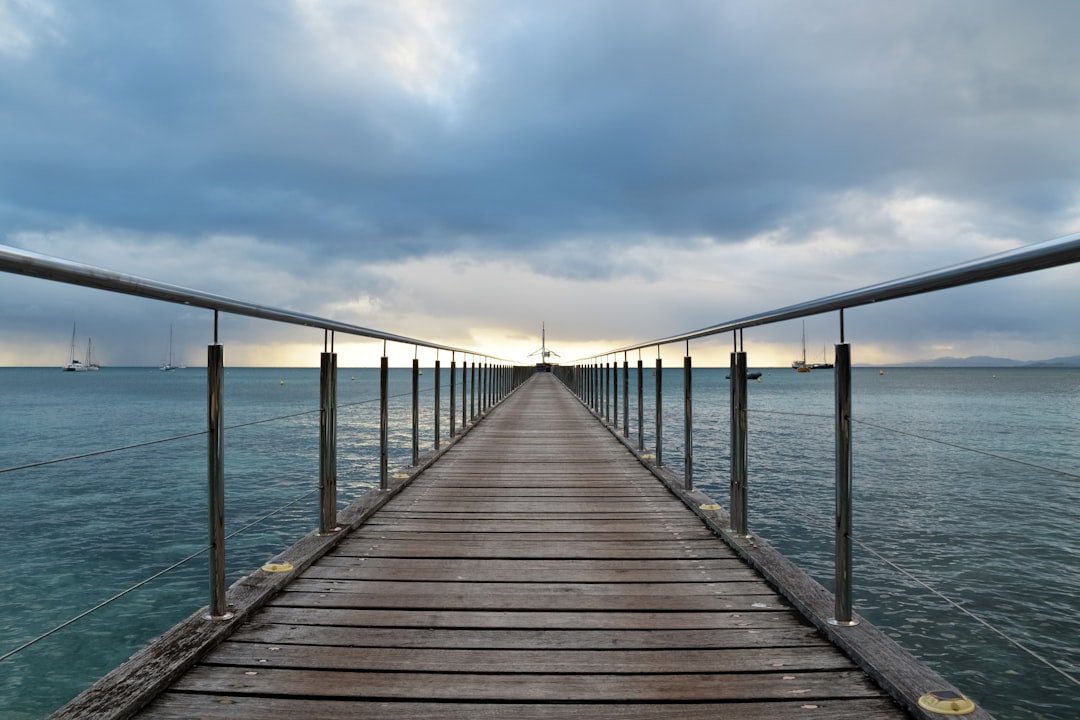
[792,321,811,372]
[63,323,86,372]
[160,325,180,371]
[810,344,834,370]
[85,338,101,371]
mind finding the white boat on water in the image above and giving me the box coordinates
[63,323,87,372]
[792,321,811,372]
[85,338,101,371]
[160,325,181,371]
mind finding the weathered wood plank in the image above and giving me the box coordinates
[283,578,774,596]
[228,623,829,650]
[172,667,887,702]
[200,643,858,674]
[304,558,759,582]
[269,589,786,612]
[330,539,737,559]
[250,605,798,630]
[139,695,908,720]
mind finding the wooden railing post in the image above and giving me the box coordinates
[655,356,663,465]
[623,356,629,437]
[730,350,748,536]
[684,352,693,490]
[831,342,858,626]
[637,359,644,451]
[434,359,441,450]
[614,358,620,429]
[319,349,338,535]
[379,354,389,491]
[205,342,231,619]
[412,357,420,465]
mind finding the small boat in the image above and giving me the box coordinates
[85,338,100,371]
[810,344,833,370]
[726,371,763,380]
[792,321,810,372]
[160,325,180,371]
[63,323,87,372]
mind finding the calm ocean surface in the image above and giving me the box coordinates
[1,365,1076,718]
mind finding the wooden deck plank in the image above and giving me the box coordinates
[141,695,906,720]
[201,643,860,673]
[171,667,886,702]
[228,623,828,649]
[247,606,800,630]
[125,373,913,720]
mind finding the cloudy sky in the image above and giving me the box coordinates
[2,0,1078,368]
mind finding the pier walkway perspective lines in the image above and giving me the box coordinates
[127,373,908,719]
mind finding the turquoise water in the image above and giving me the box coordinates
[1,366,1077,718]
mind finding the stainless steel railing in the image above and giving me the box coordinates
[0,243,528,620]
[558,231,1080,626]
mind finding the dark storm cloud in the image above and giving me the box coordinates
[4,0,1078,268]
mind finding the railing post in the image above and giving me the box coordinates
[482,362,488,414]
[470,361,476,421]
[831,342,858,626]
[319,350,338,535]
[613,358,619,430]
[623,356,629,437]
[411,357,420,465]
[730,350,748,536]
[655,356,663,465]
[684,352,693,490]
[637,359,644,451]
[605,361,611,423]
[205,342,231,619]
[450,358,457,438]
[434,359,441,450]
[379,354,389,491]
[463,359,469,429]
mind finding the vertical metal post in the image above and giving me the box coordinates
[470,361,476,421]
[730,351,748,536]
[479,361,485,414]
[379,354,389,491]
[831,342,858,625]
[450,358,457,438]
[411,357,420,465]
[622,357,629,437]
[655,356,663,465]
[637,359,644,451]
[319,350,338,535]
[462,358,468,429]
[605,361,611,423]
[684,352,693,490]
[206,342,230,619]
[434,359,441,450]
[613,358,619,430]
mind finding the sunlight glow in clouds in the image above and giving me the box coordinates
[0,1,1077,367]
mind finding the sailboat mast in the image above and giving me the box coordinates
[801,321,806,365]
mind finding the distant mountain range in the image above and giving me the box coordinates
[881,354,1080,368]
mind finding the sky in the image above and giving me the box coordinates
[1,0,1078,368]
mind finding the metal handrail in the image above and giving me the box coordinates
[555,229,1080,648]
[592,231,1080,358]
[0,244,510,361]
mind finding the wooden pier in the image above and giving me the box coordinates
[57,373,960,719]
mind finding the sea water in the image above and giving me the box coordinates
[0,366,1076,719]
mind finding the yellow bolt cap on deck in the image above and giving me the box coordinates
[699,503,722,511]
[917,690,976,715]
[261,561,294,573]
[392,472,410,479]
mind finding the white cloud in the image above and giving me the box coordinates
[0,0,59,59]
